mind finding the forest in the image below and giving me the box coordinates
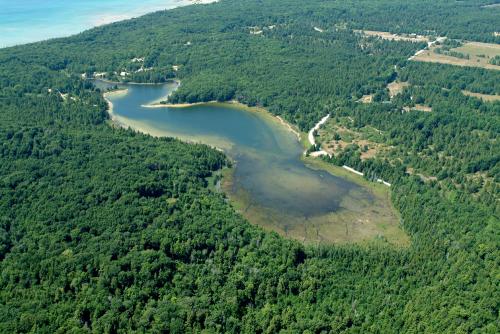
[0,0,499,333]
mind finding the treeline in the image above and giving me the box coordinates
[400,62,500,95]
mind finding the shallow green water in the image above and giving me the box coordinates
[103,82,373,220]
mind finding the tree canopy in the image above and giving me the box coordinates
[0,0,498,333]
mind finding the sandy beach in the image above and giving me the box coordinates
[104,83,322,156]
[142,97,303,142]
[102,87,231,151]
[103,89,129,125]
[93,1,219,27]
[276,116,301,141]
[142,100,217,108]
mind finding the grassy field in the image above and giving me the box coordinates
[358,94,374,103]
[355,30,428,43]
[317,117,391,160]
[462,90,500,102]
[413,41,500,70]
[403,104,432,112]
[387,81,409,98]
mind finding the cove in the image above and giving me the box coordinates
[99,81,408,245]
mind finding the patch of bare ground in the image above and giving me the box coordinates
[355,30,429,43]
[406,167,437,183]
[358,94,374,103]
[462,90,500,102]
[403,104,432,113]
[387,81,409,98]
[318,120,390,161]
[412,41,500,70]
[357,139,379,159]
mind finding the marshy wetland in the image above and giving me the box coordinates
[100,81,408,245]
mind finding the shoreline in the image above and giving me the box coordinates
[101,82,383,188]
[95,78,180,86]
[103,88,129,126]
[142,100,215,108]
[1,1,220,49]
[101,82,397,239]
[102,87,227,152]
[142,97,304,141]
[276,116,301,141]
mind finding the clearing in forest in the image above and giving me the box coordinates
[355,30,428,43]
[412,41,500,70]
[387,81,409,98]
[357,94,374,103]
[462,90,500,102]
[317,118,391,161]
[403,104,432,113]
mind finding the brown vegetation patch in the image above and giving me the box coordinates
[403,104,432,113]
[358,140,379,159]
[462,90,500,102]
[412,41,500,70]
[355,30,428,43]
[387,81,410,98]
[358,94,374,103]
[318,121,390,161]
[406,167,437,183]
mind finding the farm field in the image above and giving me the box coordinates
[412,41,500,70]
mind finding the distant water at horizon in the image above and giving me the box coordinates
[0,0,191,48]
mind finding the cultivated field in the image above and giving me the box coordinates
[412,41,500,70]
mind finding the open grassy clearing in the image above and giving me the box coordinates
[412,41,500,70]
[406,167,437,183]
[317,117,392,160]
[355,30,428,43]
[387,81,410,98]
[403,104,432,112]
[462,90,500,102]
[358,94,374,103]
[455,41,500,59]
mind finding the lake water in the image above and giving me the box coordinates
[100,82,397,244]
[0,0,194,48]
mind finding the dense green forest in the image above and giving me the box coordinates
[1,0,499,333]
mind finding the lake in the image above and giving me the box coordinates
[101,82,406,245]
[0,0,199,48]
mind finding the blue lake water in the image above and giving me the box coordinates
[0,0,193,48]
[99,81,393,244]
